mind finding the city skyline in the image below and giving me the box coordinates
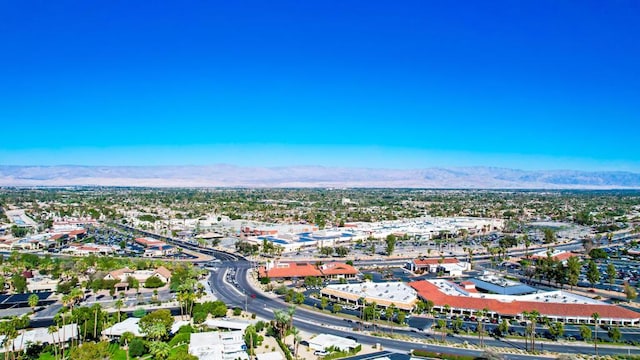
[1,1,639,171]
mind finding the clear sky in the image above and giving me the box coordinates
[1,1,638,170]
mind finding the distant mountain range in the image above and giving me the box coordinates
[1,165,640,189]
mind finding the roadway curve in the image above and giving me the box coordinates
[119,228,640,357]
[204,252,640,359]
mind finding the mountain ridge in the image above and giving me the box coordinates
[1,165,639,189]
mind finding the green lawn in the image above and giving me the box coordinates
[37,353,56,360]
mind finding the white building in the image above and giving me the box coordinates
[102,318,144,338]
[321,281,418,311]
[189,331,249,360]
[308,334,358,352]
[27,275,59,292]
[1,324,78,352]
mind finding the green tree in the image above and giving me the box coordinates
[608,326,621,343]
[139,309,174,338]
[385,234,397,256]
[331,303,341,314]
[586,260,600,288]
[11,273,27,293]
[69,341,110,360]
[566,256,581,290]
[579,324,592,345]
[497,319,509,337]
[606,263,617,291]
[129,338,146,357]
[624,282,637,302]
[320,297,328,311]
[523,310,540,353]
[115,299,124,322]
[548,321,564,340]
[436,319,448,341]
[28,293,39,310]
[542,228,556,244]
[148,341,171,360]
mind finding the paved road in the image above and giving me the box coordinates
[202,250,640,358]
[112,228,640,357]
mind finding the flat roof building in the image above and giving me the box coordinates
[321,281,418,311]
[189,331,248,360]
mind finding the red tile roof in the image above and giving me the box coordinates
[320,262,358,276]
[258,261,358,279]
[409,280,640,320]
[531,251,578,262]
[259,262,322,279]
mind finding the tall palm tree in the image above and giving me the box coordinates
[475,309,485,347]
[290,326,301,359]
[115,299,124,322]
[592,312,600,356]
[47,326,59,360]
[525,310,540,353]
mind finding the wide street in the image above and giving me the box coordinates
[202,247,640,359]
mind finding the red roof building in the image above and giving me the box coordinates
[531,250,578,262]
[259,261,358,280]
[409,280,640,326]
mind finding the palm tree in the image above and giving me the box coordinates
[592,312,600,356]
[28,294,39,311]
[272,310,290,340]
[47,325,59,360]
[290,327,301,359]
[120,332,135,360]
[148,341,171,360]
[145,322,167,342]
[115,299,124,322]
[475,309,485,347]
[525,310,540,353]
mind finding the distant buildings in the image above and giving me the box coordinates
[244,216,502,253]
[135,237,176,257]
[406,257,470,277]
[103,266,172,290]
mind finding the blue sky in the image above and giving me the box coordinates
[1,1,638,170]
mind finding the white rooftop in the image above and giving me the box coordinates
[1,324,78,351]
[255,352,284,360]
[189,331,248,360]
[102,317,144,337]
[203,318,252,331]
[309,333,358,352]
[325,281,417,304]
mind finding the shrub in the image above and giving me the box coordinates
[178,325,195,334]
[129,338,146,357]
[144,276,165,288]
[192,311,207,324]
[132,309,147,318]
[233,307,242,316]
[169,333,191,346]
